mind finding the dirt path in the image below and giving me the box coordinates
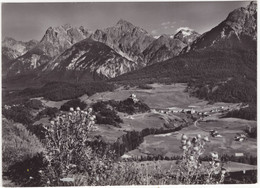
[193,119,209,132]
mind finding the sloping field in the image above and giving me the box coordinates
[127,118,257,158]
[91,112,186,143]
[34,97,68,109]
[80,83,239,113]
[80,83,204,109]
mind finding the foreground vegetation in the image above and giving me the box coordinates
[2,106,257,186]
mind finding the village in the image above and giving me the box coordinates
[124,94,249,143]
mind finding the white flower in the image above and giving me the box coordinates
[193,146,199,151]
[70,107,74,112]
[203,136,209,142]
[181,134,188,140]
[189,156,194,161]
[76,107,80,111]
[215,162,220,167]
[221,169,226,174]
[88,108,93,113]
[182,145,187,150]
[68,112,72,116]
[186,140,191,146]
[90,116,95,121]
[50,121,55,125]
[210,152,219,159]
[196,134,201,139]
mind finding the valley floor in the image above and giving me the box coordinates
[39,83,257,171]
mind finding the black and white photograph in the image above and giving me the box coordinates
[1,0,258,186]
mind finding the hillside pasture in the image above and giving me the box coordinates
[126,118,257,158]
[81,83,204,109]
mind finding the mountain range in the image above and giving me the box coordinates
[2,1,257,104]
[3,19,199,80]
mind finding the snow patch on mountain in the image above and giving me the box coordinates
[67,50,87,70]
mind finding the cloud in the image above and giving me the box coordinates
[161,21,171,26]
[164,26,169,29]
[170,25,175,28]
[176,26,194,33]
[151,30,158,35]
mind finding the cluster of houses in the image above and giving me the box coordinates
[210,130,222,137]
[150,105,233,117]
[3,104,20,110]
[234,133,247,142]
[209,130,247,142]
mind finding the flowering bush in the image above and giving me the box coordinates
[176,134,226,184]
[42,107,96,185]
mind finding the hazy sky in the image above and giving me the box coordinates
[2,1,250,41]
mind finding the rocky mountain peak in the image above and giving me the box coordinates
[184,1,257,53]
[224,1,256,36]
[114,19,148,34]
[174,28,200,45]
[2,37,38,59]
[61,23,72,30]
[92,20,154,64]
[116,19,134,26]
[39,25,90,57]
[143,33,186,65]
[247,1,257,12]
[3,37,16,44]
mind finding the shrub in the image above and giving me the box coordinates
[175,134,225,184]
[92,101,123,127]
[42,107,97,185]
[5,153,48,187]
[60,99,87,111]
[26,124,47,140]
[25,99,43,110]
[223,104,256,120]
[35,107,59,120]
[244,126,257,139]
[2,105,34,125]
[137,84,153,90]
[117,98,150,115]
[2,118,43,172]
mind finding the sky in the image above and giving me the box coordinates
[2,1,250,41]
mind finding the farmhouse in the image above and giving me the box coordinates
[129,93,139,103]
